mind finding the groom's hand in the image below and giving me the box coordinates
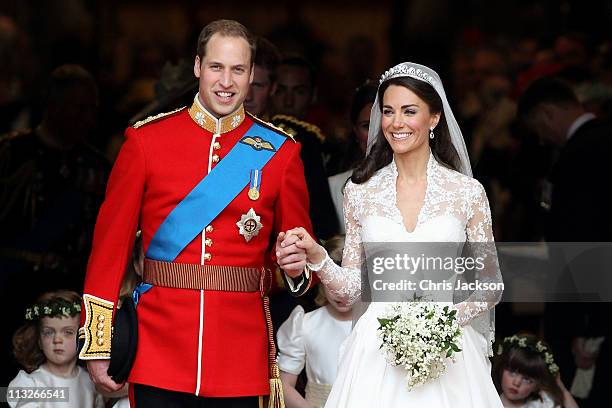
[86,359,124,394]
[276,231,307,278]
[283,227,325,265]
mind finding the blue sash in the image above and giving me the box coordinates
[146,122,287,262]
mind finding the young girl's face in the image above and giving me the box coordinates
[501,368,538,402]
[39,316,79,368]
[324,284,352,313]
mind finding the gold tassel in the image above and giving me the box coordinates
[261,275,285,408]
[268,377,285,408]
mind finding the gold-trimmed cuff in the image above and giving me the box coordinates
[78,294,114,360]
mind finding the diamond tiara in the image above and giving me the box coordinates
[380,65,438,86]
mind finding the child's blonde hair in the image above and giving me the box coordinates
[12,290,81,373]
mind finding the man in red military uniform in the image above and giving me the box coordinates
[79,20,313,407]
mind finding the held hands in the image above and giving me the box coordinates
[276,227,325,277]
[86,359,125,394]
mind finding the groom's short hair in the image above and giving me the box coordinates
[517,77,580,118]
[196,19,256,64]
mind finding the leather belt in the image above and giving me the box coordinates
[143,258,269,293]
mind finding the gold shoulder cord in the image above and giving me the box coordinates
[132,107,186,129]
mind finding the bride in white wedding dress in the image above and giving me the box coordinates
[276,62,504,407]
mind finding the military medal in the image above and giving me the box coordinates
[236,208,263,242]
[248,169,261,201]
[248,189,259,200]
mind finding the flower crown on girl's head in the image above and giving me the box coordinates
[25,298,81,321]
[497,335,559,375]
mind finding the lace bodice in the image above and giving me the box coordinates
[310,152,502,333]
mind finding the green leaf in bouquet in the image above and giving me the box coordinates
[450,343,461,352]
[378,316,398,328]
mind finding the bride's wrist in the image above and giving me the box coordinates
[307,245,328,270]
[314,244,328,264]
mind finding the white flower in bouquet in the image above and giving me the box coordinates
[377,302,462,390]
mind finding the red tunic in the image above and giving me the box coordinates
[80,99,313,397]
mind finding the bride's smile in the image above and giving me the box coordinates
[381,84,439,156]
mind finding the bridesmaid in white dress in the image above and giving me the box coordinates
[277,236,353,408]
[277,285,352,408]
[276,62,504,407]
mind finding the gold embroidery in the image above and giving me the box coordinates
[132,107,186,129]
[240,136,276,152]
[78,294,114,359]
[188,97,245,134]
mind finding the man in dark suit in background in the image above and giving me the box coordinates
[257,53,339,240]
[244,37,279,121]
[518,77,611,242]
[518,77,611,408]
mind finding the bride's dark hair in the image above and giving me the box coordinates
[351,76,462,184]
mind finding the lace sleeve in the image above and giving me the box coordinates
[455,180,503,326]
[308,182,362,305]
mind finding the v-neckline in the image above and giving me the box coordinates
[391,153,433,234]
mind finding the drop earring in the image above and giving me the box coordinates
[429,128,435,139]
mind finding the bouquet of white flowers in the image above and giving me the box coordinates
[377,302,462,390]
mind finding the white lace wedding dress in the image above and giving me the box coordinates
[310,153,504,407]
